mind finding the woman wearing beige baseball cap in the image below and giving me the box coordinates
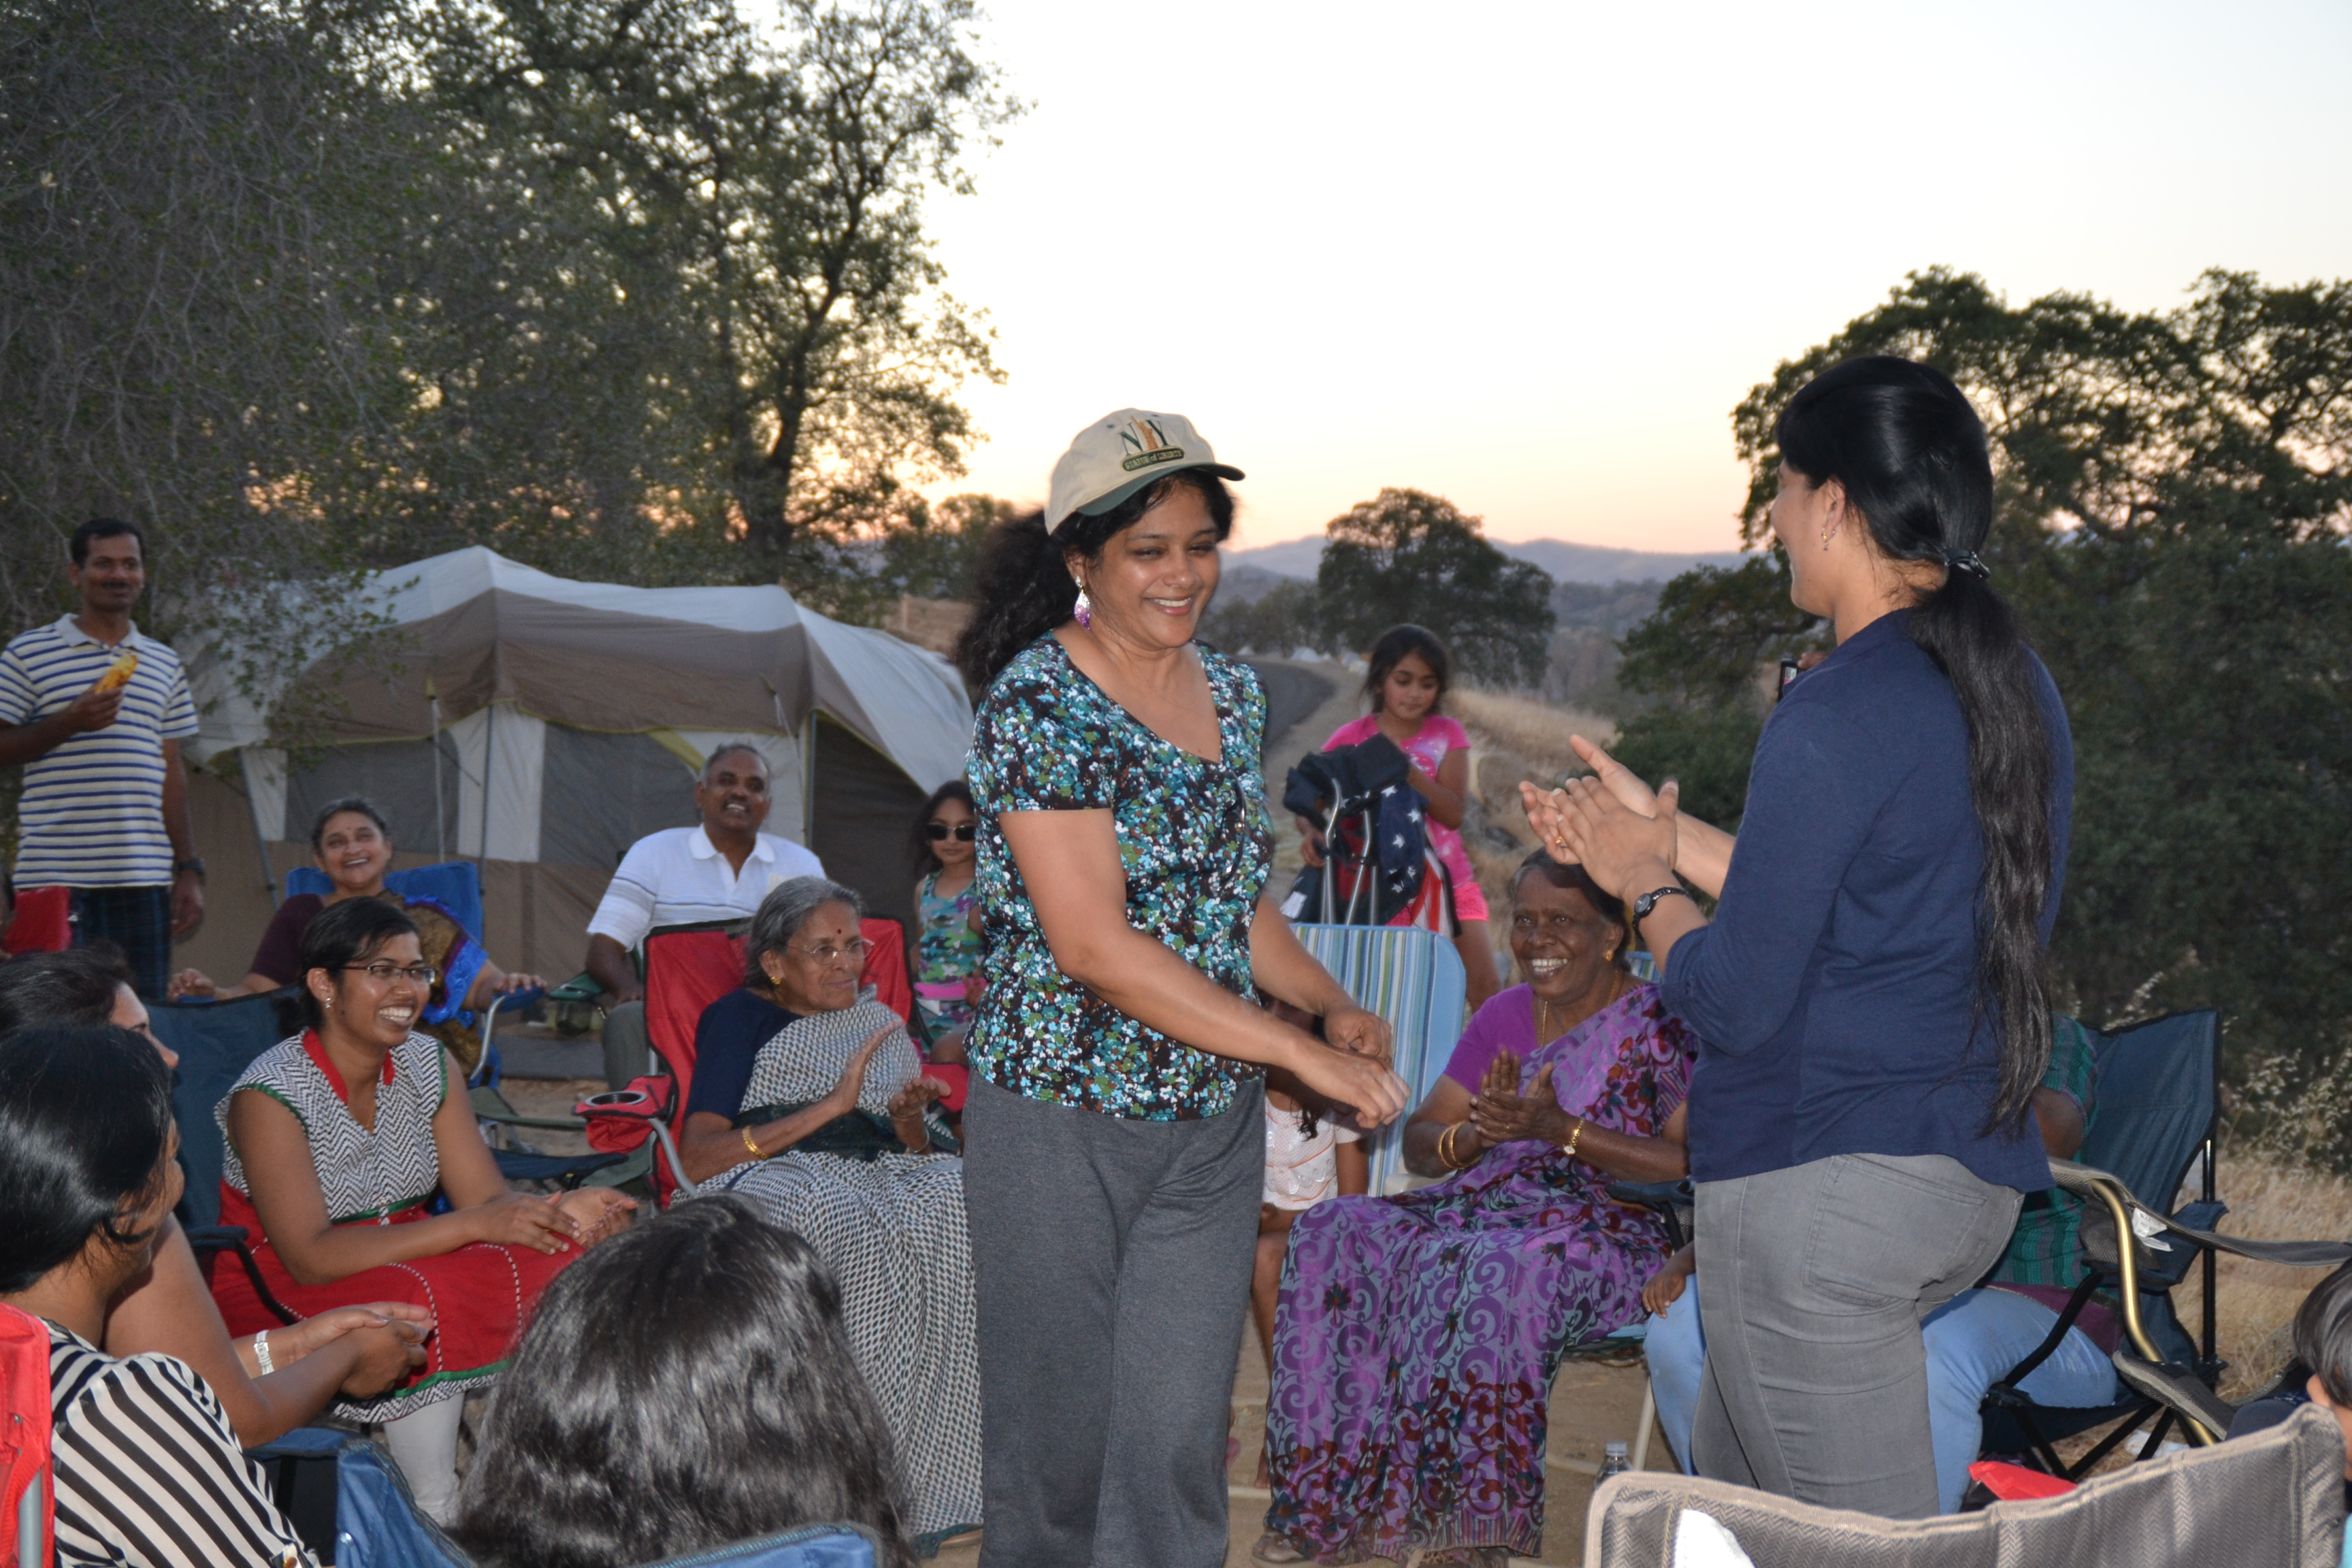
[950,410,1411,1568]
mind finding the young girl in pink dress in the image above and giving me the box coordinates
[1303,625,1500,1006]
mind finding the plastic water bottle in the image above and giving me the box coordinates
[1596,1441,1631,1482]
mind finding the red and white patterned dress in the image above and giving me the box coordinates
[210,1030,581,1420]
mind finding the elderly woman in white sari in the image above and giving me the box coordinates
[676,877,979,1547]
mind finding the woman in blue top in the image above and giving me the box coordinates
[953,409,1409,1568]
[1531,357,2075,1518]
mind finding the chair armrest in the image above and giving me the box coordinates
[1607,1179,1694,1252]
[468,1083,587,1131]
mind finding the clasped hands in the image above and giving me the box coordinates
[827,1023,953,1147]
[1465,1047,1575,1156]
[1518,734,1678,901]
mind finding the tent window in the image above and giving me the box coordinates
[284,740,459,857]
[811,715,928,936]
[538,728,703,870]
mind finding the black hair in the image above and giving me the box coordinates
[0,1024,176,1292]
[310,796,391,853]
[69,517,146,567]
[295,896,421,1030]
[2295,1260,2352,1407]
[0,949,128,1035]
[453,1196,916,1568]
[1363,624,1453,713]
[1509,849,1631,972]
[908,778,977,877]
[699,742,771,784]
[953,470,1236,687]
[1775,355,2056,1131]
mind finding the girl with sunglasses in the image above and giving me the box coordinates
[907,781,983,1062]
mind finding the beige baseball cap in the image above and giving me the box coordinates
[1045,408,1245,534]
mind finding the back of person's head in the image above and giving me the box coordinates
[295,896,421,1030]
[0,947,128,1035]
[953,469,1235,687]
[455,1196,914,1568]
[907,779,976,875]
[69,516,147,567]
[2295,1262,2352,1408]
[1776,355,2055,1130]
[0,1024,176,1291]
[1362,624,1452,711]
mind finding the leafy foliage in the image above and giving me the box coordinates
[1617,267,2352,1158]
[1316,489,1556,687]
[1198,579,1329,659]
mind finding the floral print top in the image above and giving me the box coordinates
[966,635,1273,1120]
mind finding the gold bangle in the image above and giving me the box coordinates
[1436,1121,1457,1169]
[1563,1117,1586,1162]
[740,1125,764,1162]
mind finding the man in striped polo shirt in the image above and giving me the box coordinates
[0,519,204,996]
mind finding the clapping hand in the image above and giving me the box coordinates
[1468,1048,1571,1148]
[823,1024,896,1116]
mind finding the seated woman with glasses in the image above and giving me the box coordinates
[210,897,636,1523]
[169,796,543,1077]
[676,875,981,1550]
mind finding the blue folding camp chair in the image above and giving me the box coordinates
[1979,1009,2225,1477]
[288,864,485,948]
[1290,923,1468,1196]
[333,1441,885,1567]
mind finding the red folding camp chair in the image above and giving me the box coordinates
[1,1303,54,1568]
[0,886,69,956]
[583,917,925,1205]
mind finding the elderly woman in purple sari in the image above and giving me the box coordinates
[1255,853,1695,1567]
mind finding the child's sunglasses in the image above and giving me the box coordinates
[926,822,977,842]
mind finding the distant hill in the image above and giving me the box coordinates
[1223,536,1747,586]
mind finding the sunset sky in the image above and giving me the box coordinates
[908,0,2352,555]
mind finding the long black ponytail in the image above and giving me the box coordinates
[1776,356,2056,1132]
[952,471,1235,687]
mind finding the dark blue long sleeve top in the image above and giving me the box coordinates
[1662,609,2073,1192]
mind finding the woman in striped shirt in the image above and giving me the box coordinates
[1,1021,315,1568]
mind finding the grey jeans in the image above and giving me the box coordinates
[962,1075,1264,1568]
[1692,1152,2023,1518]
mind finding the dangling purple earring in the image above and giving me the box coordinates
[1073,583,1092,628]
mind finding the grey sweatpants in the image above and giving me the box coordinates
[962,1076,1264,1568]
[1692,1152,2023,1518]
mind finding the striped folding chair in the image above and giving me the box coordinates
[1290,923,1468,1196]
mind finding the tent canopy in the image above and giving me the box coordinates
[190,546,972,795]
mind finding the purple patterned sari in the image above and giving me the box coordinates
[1264,983,1695,1563]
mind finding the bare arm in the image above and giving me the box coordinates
[585,933,643,1004]
[0,681,121,768]
[678,1026,896,1183]
[1521,735,1736,900]
[1409,749,1469,831]
[1000,810,1407,1126]
[461,957,545,1012]
[105,1220,428,1446]
[1402,1075,1476,1178]
[1335,1135,1370,1198]
[2034,1085,2086,1159]
[227,1081,575,1284]
[163,738,202,936]
[1250,896,1392,1062]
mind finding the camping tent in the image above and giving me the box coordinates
[177,547,973,979]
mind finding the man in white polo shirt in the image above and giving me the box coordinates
[0,519,204,998]
[583,740,823,1084]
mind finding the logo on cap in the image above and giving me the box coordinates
[1119,416,1187,473]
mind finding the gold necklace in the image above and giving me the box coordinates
[1533,966,1626,1043]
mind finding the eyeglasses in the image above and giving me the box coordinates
[926,822,977,842]
[343,962,438,985]
[787,938,872,966]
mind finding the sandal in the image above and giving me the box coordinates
[1250,1533,1310,1565]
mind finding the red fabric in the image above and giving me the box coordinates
[925,1062,970,1113]
[0,1303,54,1568]
[860,917,911,1020]
[1,885,69,956]
[1967,1459,2075,1500]
[208,1188,581,1384]
[641,928,747,1203]
[576,1075,676,1154]
[299,1028,393,1098]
